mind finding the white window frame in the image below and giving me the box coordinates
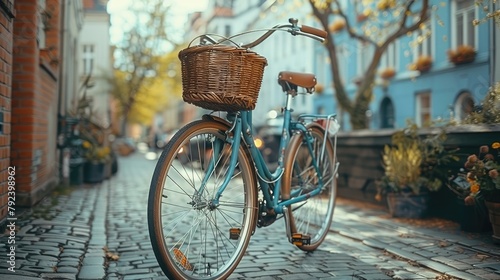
[83,44,95,75]
[451,0,478,48]
[380,41,399,71]
[412,14,434,61]
[415,91,432,127]
[337,43,352,86]
[37,0,46,49]
[357,42,373,75]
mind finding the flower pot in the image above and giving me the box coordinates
[104,161,112,179]
[456,198,491,232]
[417,64,432,73]
[83,161,105,184]
[111,154,119,175]
[452,56,475,65]
[387,192,429,218]
[485,201,500,241]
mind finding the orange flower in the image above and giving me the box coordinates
[470,182,480,193]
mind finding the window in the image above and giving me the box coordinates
[416,91,431,127]
[357,42,373,75]
[37,0,46,48]
[453,0,476,48]
[0,111,3,134]
[215,0,233,8]
[412,15,433,60]
[380,97,395,129]
[83,44,94,75]
[454,91,475,122]
[337,43,352,85]
[315,50,327,88]
[380,42,398,70]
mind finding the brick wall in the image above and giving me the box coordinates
[11,0,61,207]
[0,1,15,225]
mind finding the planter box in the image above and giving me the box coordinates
[83,161,105,184]
[336,124,500,219]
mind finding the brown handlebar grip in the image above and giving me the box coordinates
[300,25,327,39]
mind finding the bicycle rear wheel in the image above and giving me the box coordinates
[148,119,258,279]
[283,124,337,251]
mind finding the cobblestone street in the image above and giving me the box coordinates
[1,152,500,280]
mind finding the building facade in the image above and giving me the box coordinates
[189,1,497,130]
[0,0,92,227]
[312,0,495,130]
[0,0,15,224]
[11,0,65,207]
[78,0,111,127]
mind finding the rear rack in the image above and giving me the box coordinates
[297,113,339,163]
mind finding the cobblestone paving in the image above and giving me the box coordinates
[1,152,500,279]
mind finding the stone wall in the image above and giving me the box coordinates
[336,124,500,220]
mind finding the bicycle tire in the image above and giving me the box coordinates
[283,124,337,251]
[148,119,258,279]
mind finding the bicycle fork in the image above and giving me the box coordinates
[194,117,243,209]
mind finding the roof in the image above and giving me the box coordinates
[82,0,108,13]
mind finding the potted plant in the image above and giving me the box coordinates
[447,45,476,65]
[449,142,500,236]
[380,67,396,80]
[462,82,500,124]
[329,18,346,33]
[82,140,111,183]
[377,122,458,218]
[356,9,371,23]
[411,55,433,72]
[448,143,499,232]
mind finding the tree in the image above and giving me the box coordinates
[109,0,178,136]
[308,0,430,129]
[473,0,500,26]
[109,46,183,127]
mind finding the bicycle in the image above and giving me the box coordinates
[148,18,340,280]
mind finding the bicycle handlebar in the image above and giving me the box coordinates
[233,18,326,49]
[300,24,328,40]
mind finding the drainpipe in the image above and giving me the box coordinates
[57,0,68,183]
[494,1,499,84]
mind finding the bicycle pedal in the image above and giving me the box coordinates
[229,228,241,240]
[291,233,311,246]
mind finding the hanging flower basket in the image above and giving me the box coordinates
[412,55,433,72]
[329,19,346,33]
[356,13,368,23]
[380,67,396,80]
[377,0,396,10]
[448,45,476,65]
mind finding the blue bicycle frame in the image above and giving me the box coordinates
[199,92,338,216]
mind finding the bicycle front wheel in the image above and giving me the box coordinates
[148,119,258,279]
[283,124,337,251]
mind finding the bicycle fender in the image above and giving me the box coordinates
[202,114,231,127]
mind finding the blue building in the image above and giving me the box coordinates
[312,0,496,130]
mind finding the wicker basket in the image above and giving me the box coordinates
[179,45,267,111]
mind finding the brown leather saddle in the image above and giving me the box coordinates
[277,71,317,94]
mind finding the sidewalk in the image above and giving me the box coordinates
[0,152,499,280]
